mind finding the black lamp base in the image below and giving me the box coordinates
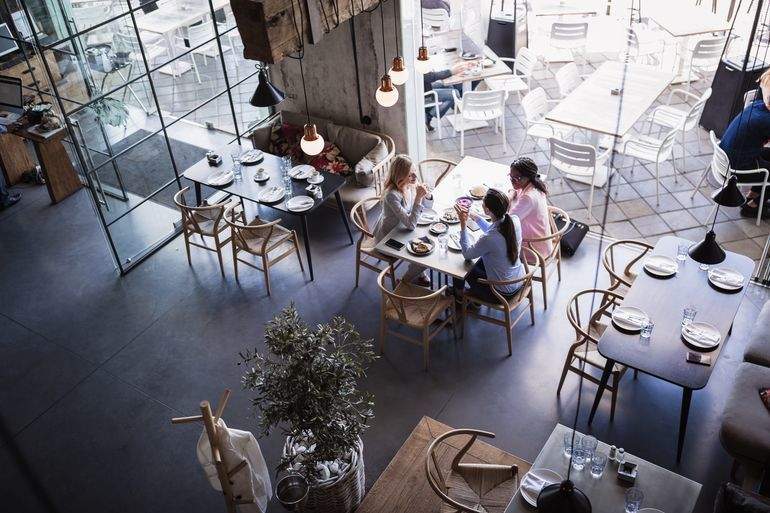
[537,480,592,513]
[688,230,726,265]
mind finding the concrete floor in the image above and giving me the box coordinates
[2,182,768,513]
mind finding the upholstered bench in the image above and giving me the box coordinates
[720,361,770,490]
[744,302,770,368]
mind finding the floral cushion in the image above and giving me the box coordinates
[268,122,304,160]
[308,142,352,176]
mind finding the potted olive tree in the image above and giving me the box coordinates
[240,305,376,513]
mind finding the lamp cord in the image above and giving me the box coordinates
[419,0,425,46]
[393,0,400,56]
[288,0,312,124]
[379,0,388,73]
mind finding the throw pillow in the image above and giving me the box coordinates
[268,122,304,160]
[326,122,381,164]
[354,139,389,187]
[309,142,352,176]
[248,121,273,152]
[761,388,770,411]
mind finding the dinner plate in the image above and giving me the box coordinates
[307,174,324,184]
[519,468,562,507]
[611,306,649,333]
[681,321,721,351]
[206,170,234,186]
[289,164,314,180]
[639,509,665,513]
[286,195,315,212]
[441,209,461,224]
[407,238,434,256]
[429,222,448,235]
[448,233,462,251]
[643,255,678,278]
[239,149,264,165]
[258,187,285,203]
[708,267,745,291]
[417,208,439,225]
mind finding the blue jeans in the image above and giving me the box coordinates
[425,87,455,124]
[453,260,520,304]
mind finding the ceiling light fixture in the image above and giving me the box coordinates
[388,0,408,85]
[249,66,285,107]
[290,0,325,156]
[414,2,431,74]
[375,0,398,107]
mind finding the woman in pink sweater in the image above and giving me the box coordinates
[508,157,552,261]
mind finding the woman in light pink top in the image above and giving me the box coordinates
[508,157,553,262]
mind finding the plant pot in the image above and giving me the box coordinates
[282,437,365,513]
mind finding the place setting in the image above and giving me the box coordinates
[238,148,264,165]
[253,167,270,183]
[206,168,234,186]
[417,208,439,225]
[518,468,562,507]
[680,306,721,351]
[288,164,315,180]
[407,236,435,256]
[642,254,678,279]
[257,185,285,204]
[707,267,745,294]
[286,195,315,213]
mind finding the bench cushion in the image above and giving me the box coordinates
[720,361,770,466]
[744,302,770,367]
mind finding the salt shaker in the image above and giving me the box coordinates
[616,448,626,465]
[608,445,617,462]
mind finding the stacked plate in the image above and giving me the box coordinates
[207,170,234,186]
[289,165,314,180]
[681,321,721,351]
[519,469,562,507]
[239,149,264,165]
[417,208,438,225]
[611,306,649,333]
[643,255,678,278]
[258,186,285,203]
[287,195,315,212]
[708,267,745,292]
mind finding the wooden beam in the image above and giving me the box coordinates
[231,0,381,64]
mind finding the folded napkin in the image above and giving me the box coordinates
[613,310,646,327]
[711,270,744,287]
[683,325,720,343]
[207,171,234,185]
[520,472,551,499]
[645,260,677,273]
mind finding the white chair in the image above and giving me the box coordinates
[71,5,114,45]
[113,31,170,68]
[422,8,451,33]
[684,36,727,90]
[554,62,583,98]
[547,138,611,215]
[691,131,770,226]
[180,23,233,84]
[744,88,758,107]
[620,127,678,205]
[452,89,508,156]
[647,87,712,168]
[518,87,575,154]
[424,90,443,138]
[618,26,664,67]
[545,22,589,72]
[483,47,538,102]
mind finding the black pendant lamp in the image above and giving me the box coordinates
[689,230,726,265]
[711,175,745,207]
[538,479,592,513]
[250,67,285,107]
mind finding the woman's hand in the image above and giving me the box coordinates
[415,184,429,202]
[454,204,469,228]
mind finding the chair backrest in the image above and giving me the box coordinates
[691,36,727,70]
[744,88,758,107]
[566,288,624,346]
[513,47,538,78]
[602,239,654,290]
[422,8,450,32]
[377,268,447,325]
[173,186,227,235]
[682,87,712,130]
[113,31,142,54]
[188,22,216,47]
[72,5,112,31]
[461,90,507,116]
[549,138,597,177]
[550,22,589,46]
[656,128,679,161]
[521,87,550,123]
[709,130,731,181]
[224,204,281,254]
[418,158,457,188]
[350,196,380,240]
[554,62,581,98]
[523,206,570,262]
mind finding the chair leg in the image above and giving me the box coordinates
[691,166,709,199]
[634,369,639,379]
[460,123,466,156]
[757,186,767,227]
[422,327,430,371]
[529,294,535,325]
[389,263,397,289]
[214,234,225,277]
[355,256,361,287]
[232,247,239,282]
[541,272,548,310]
[655,161,661,206]
[263,255,271,295]
[505,311,513,356]
[293,232,305,273]
[557,351,573,395]
[183,231,191,265]
[501,114,508,153]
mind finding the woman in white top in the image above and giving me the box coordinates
[508,157,552,262]
[373,154,433,283]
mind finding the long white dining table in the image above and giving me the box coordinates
[374,156,511,280]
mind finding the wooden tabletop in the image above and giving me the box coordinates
[428,30,512,87]
[528,0,598,17]
[374,156,511,279]
[182,142,347,215]
[545,61,673,137]
[646,2,730,37]
[357,416,531,513]
[598,235,755,390]
[504,424,701,513]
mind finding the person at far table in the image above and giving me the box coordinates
[720,70,770,219]
[373,154,434,286]
[453,189,525,304]
[508,157,551,261]
[424,62,475,132]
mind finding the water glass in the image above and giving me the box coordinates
[640,320,654,342]
[676,242,688,262]
[281,155,292,173]
[581,435,598,459]
[232,160,243,181]
[283,173,293,198]
[590,452,607,478]
[563,431,582,457]
[571,448,587,471]
[438,234,448,253]
[625,488,644,513]
[682,306,697,326]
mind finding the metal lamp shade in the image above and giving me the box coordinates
[711,175,745,207]
[689,230,726,265]
[250,68,285,107]
[537,480,592,513]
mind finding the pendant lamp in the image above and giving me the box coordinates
[538,479,592,513]
[415,2,431,74]
[388,0,408,85]
[711,175,745,207]
[249,66,285,107]
[375,0,398,107]
[291,0,324,156]
[689,230,726,265]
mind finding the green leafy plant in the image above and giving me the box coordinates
[89,97,129,127]
[240,304,376,480]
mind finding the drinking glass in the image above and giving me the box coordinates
[677,242,688,262]
[682,306,697,326]
[563,431,582,458]
[571,448,587,471]
[438,234,448,253]
[283,173,293,198]
[625,488,644,513]
[640,320,654,342]
[590,452,607,478]
[581,435,598,459]
[282,155,292,175]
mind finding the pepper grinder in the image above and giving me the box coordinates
[608,445,617,462]
[616,448,626,465]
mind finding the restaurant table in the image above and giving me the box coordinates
[503,423,702,513]
[588,235,755,461]
[182,142,354,281]
[545,60,673,187]
[356,416,531,513]
[374,156,511,280]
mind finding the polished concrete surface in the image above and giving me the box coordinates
[1,184,768,513]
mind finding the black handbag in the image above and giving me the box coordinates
[552,211,588,257]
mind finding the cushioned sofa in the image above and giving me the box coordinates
[246,110,395,205]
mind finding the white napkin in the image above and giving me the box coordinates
[645,260,677,273]
[614,310,647,327]
[711,270,744,287]
[291,196,314,208]
[683,325,720,343]
[521,472,551,499]
[207,171,234,185]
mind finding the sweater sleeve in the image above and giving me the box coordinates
[460,226,490,260]
[384,190,423,230]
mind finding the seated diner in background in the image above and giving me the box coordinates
[373,154,434,285]
[423,62,475,132]
[508,157,551,261]
[719,69,770,219]
[452,189,524,304]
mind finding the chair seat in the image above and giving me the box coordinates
[459,106,504,121]
[237,223,293,255]
[720,361,770,466]
[528,121,574,140]
[441,467,517,513]
[648,105,687,129]
[551,160,606,179]
[187,212,228,236]
[384,282,453,328]
[622,133,667,162]
[484,74,529,93]
[466,284,529,309]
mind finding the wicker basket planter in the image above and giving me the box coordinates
[282,437,365,513]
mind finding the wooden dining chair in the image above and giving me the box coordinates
[173,187,232,276]
[418,158,457,188]
[558,288,628,420]
[522,206,570,310]
[426,428,518,513]
[224,204,303,295]
[377,268,456,370]
[350,196,400,287]
[461,247,538,356]
[602,239,654,297]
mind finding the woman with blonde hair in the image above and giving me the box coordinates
[373,154,433,284]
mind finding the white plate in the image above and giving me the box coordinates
[468,187,487,199]
[407,239,434,256]
[639,509,665,513]
[239,149,264,164]
[307,174,324,184]
[448,233,462,251]
[441,210,461,224]
[708,267,745,291]
[286,195,315,212]
[519,468,562,507]
[643,255,678,277]
[611,306,649,333]
[206,170,234,186]
[681,321,721,350]
[417,208,438,225]
[289,164,314,180]
[429,222,448,235]
[258,187,285,203]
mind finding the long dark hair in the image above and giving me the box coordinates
[484,189,518,265]
[511,157,547,195]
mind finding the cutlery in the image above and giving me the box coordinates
[615,312,646,324]
[683,326,719,342]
